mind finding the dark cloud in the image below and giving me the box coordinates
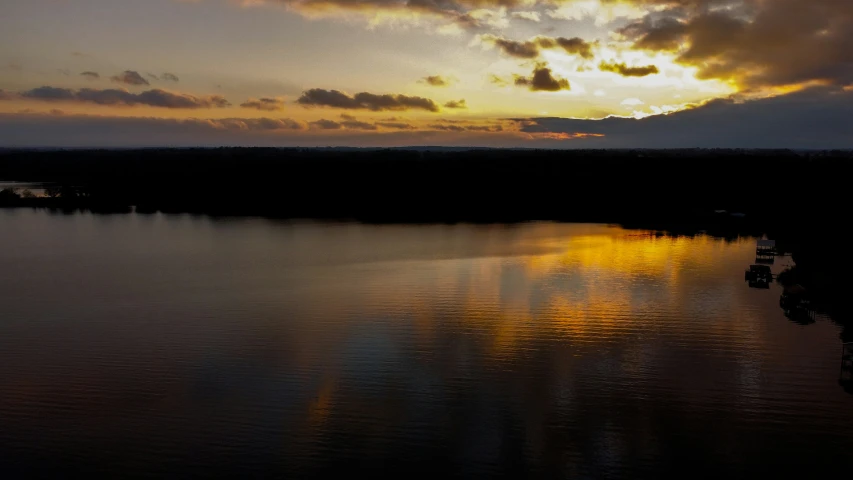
[211,117,306,131]
[479,34,539,58]
[619,15,688,51]
[556,37,595,59]
[444,99,467,109]
[111,70,150,86]
[513,64,570,91]
[310,119,344,129]
[297,88,440,112]
[513,86,853,148]
[428,123,503,132]
[535,36,595,59]
[240,97,286,111]
[479,34,596,59]
[422,75,451,87]
[618,0,853,89]
[161,73,180,82]
[465,124,503,132]
[80,71,100,80]
[146,73,159,81]
[599,61,659,77]
[429,123,465,132]
[341,119,379,130]
[312,116,382,130]
[22,86,77,101]
[21,86,230,109]
[375,121,417,129]
[337,114,380,130]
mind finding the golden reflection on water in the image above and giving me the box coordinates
[346,226,760,363]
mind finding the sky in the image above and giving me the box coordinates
[1,0,852,148]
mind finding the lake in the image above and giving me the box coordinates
[1,209,852,478]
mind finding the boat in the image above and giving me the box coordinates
[745,264,773,282]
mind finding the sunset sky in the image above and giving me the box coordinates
[2,0,852,148]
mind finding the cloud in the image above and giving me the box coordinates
[224,0,523,31]
[421,75,452,87]
[0,112,524,148]
[513,64,570,92]
[5,87,853,148]
[536,36,595,59]
[512,86,853,148]
[511,11,540,22]
[488,74,509,86]
[545,0,647,26]
[375,121,417,129]
[618,15,687,51]
[444,99,467,109]
[80,71,100,80]
[341,119,379,130]
[20,86,231,109]
[476,34,538,58]
[465,124,503,132]
[428,123,503,132]
[0,113,307,141]
[310,119,344,129]
[476,34,595,59]
[240,97,287,111]
[428,124,465,131]
[337,114,379,130]
[209,117,306,131]
[161,73,180,82]
[599,61,659,77]
[465,7,509,28]
[310,116,382,130]
[147,73,160,81]
[21,86,76,101]
[617,0,853,89]
[297,88,440,112]
[110,70,150,86]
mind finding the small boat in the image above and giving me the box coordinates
[745,264,773,282]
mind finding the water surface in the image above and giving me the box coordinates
[1,210,851,478]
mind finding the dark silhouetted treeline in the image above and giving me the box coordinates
[0,148,849,227]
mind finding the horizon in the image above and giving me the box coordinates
[2,146,850,153]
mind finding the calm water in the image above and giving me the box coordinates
[2,209,852,478]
